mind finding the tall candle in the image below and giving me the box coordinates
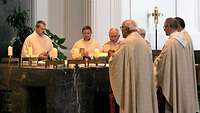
[28,47,32,57]
[94,48,100,57]
[52,48,58,59]
[64,60,68,67]
[8,46,13,56]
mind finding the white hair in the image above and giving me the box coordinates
[122,19,138,31]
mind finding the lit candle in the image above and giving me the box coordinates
[8,46,13,56]
[51,48,58,59]
[64,60,68,66]
[28,47,32,57]
[94,48,100,57]
[99,52,108,57]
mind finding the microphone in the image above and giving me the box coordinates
[43,31,48,36]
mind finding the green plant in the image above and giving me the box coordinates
[45,29,67,60]
[6,6,67,60]
[6,6,33,57]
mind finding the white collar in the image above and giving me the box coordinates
[171,31,187,48]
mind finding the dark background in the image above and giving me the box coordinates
[0,0,33,59]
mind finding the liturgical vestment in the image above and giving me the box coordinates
[102,39,123,52]
[21,31,53,57]
[71,38,100,59]
[154,31,199,113]
[109,32,158,113]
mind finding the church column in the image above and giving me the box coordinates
[34,0,49,25]
[110,0,121,27]
[83,0,92,26]
[197,0,200,32]
[177,0,200,49]
[65,0,86,57]
[177,0,198,31]
[90,0,121,45]
[121,0,131,20]
[48,0,66,37]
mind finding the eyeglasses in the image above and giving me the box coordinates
[163,25,168,29]
[120,26,129,30]
[120,26,124,29]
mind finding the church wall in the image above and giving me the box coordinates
[1,0,200,59]
[0,0,33,58]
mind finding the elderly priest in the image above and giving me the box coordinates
[102,27,122,53]
[109,19,158,113]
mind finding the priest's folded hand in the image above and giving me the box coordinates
[108,50,115,57]
[38,52,48,60]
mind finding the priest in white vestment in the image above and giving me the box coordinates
[21,20,53,60]
[103,28,122,113]
[71,25,100,59]
[175,17,197,82]
[102,28,122,53]
[154,17,199,113]
[109,19,158,113]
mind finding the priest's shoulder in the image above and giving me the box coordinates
[44,34,52,41]
[103,40,111,45]
[90,38,99,44]
[164,38,178,48]
[25,32,35,40]
[74,38,83,44]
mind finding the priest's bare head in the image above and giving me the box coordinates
[35,20,46,36]
[82,25,92,41]
[109,28,120,43]
[174,17,185,32]
[121,19,138,38]
[164,18,178,36]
